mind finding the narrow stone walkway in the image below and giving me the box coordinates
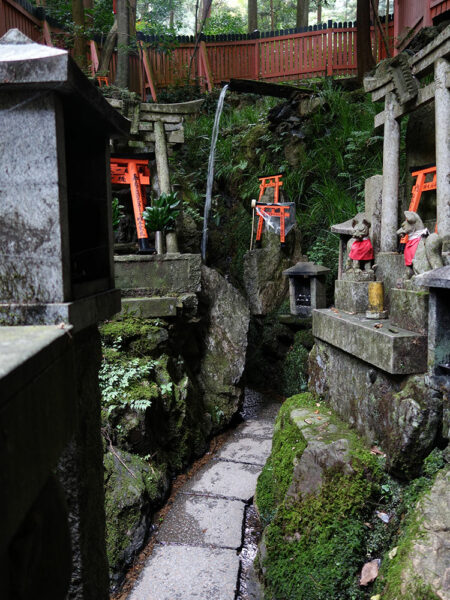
[128,392,280,600]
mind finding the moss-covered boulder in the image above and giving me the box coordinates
[378,466,449,600]
[104,449,169,584]
[255,393,383,600]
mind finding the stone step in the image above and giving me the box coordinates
[128,545,240,600]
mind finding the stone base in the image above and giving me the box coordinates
[342,268,375,282]
[308,340,442,478]
[313,309,427,374]
[365,310,388,319]
[375,252,405,310]
[0,289,121,332]
[335,280,370,313]
[120,293,198,318]
[114,254,202,296]
[390,288,429,334]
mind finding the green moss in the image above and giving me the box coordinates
[282,331,312,397]
[100,317,168,357]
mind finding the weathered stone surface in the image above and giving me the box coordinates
[313,309,427,374]
[104,448,169,582]
[114,254,202,296]
[199,266,250,429]
[334,280,371,313]
[375,252,406,309]
[185,460,261,501]
[398,468,450,599]
[387,376,443,478]
[287,438,353,499]
[156,494,245,548]
[309,341,443,478]
[121,296,180,317]
[365,175,383,254]
[243,229,302,315]
[390,288,429,334]
[216,436,273,465]
[128,545,239,600]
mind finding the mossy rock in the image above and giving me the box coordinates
[100,317,169,358]
[255,392,383,600]
[242,123,267,164]
[376,464,449,600]
[104,449,169,583]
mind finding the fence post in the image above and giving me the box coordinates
[253,32,260,79]
[139,41,158,102]
[199,40,213,91]
[0,0,6,38]
[327,20,333,76]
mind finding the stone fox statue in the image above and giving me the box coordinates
[346,214,374,271]
[396,211,443,276]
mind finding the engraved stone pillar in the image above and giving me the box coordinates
[435,58,450,239]
[381,92,400,252]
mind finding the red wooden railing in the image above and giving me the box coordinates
[140,22,394,91]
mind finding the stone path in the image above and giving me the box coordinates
[128,394,280,600]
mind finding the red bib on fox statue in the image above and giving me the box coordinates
[404,235,422,266]
[349,237,374,261]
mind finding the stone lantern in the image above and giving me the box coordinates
[283,262,330,317]
[0,29,129,329]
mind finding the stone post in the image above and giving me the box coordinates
[380,92,400,252]
[0,30,129,600]
[154,119,171,195]
[435,58,450,239]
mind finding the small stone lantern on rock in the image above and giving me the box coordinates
[283,262,330,317]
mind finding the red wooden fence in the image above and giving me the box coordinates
[141,22,394,92]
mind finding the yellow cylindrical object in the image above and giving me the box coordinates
[368,281,384,313]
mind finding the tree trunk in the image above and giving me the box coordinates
[116,0,129,88]
[357,0,375,83]
[270,0,274,29]
[248,0,258,32]
[98,19,117,75]
[296,0,309,29]
[72,0,86,69]
[317,0,322,23]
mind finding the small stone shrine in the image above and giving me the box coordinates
[310,25,450,480]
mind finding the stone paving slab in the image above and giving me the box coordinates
[185,460,262,501]
[234,419,275,440]
[216,436,273,465]
[157,494,245,548]
[128,544,240,600]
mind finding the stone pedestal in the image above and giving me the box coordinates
[375,252,405,310]
[334,280,371,313]
[390,288,429,334]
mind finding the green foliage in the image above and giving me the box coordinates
[176,84,385,281]
[142,192,181,232]
[112,197,124,232]
[282,331,310,397]
[99,355,157,415]
[204,8,246,34]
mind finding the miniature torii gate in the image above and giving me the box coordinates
[255,174,293,244]
[400,165,438,243]
[110,157,153,253]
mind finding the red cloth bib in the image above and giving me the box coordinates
[349,239,374,261]
[404,236,421,266]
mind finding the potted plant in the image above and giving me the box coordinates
[142,192,181,254]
